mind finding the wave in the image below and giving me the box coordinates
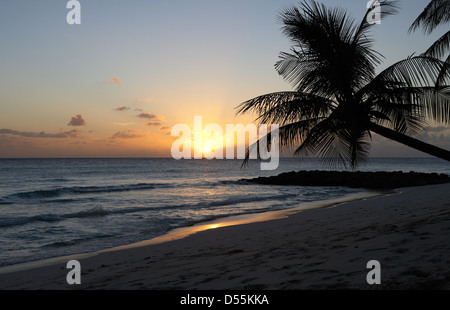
[189,193,297,209]
[0,204,175,229]
[0,214,61,228]
[0,206,109,228]
[0,199,13,205]
[2,179,250,203]
[66,205,109,218]
[0,190,297,229]
[43,233,116,249]
[4,183,168,200]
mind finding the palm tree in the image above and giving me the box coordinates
[236,0,450,169]
[409,0,449,62]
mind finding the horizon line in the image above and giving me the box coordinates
[0,156,438,160]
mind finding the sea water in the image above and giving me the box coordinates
[0,157,448,268]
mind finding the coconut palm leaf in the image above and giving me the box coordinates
[277,1,382,98]
[424,30,450,59]
[366,56,450,124]
[409,0,450,35]
[409,0,450,77]
[293,117,371,169]
[236,91,335,125]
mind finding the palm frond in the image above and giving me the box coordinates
[236,91,298,116]
[359,81,426,134]
[235,91,335,125]
[372,98,427,135]
[276,0,384,99]
[278,118,325,146]
[373,55,449,88]
[240,119,323,166]
[368,56,450,126]
[419,86,450,123]
[409,0,450,35]
[355,0,399,39]
[424,30,450,60]
[293,118,370,169]
[436,53,450,86]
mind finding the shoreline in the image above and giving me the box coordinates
[1,182,449,289]
[0,189,387,275]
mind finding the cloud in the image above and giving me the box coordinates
[68,114,86,127]
[144,122,162,127]
[135,98,153,104]
[160,126,170,131]
[370,125,450,157]
[109,78,121,84]
[110,130,144,140]
[115,106,130,111]
[415,126,450,145]
[0,128,79,138]
[137,112,163,121]
[424,126,450,134]
[112,122,135,126]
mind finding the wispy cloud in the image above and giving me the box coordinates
[68,114,86,127]
[144,122,161,127]
[0,128,79,138]
[424,126,450,134]
[160,126,170,131]
[137,112,163,121]
[416,126,450,144]
[110,130,144,140]
[112,122,135,126]
[115,106,130,111]
[109,77,121,84]
[135,98,153,104]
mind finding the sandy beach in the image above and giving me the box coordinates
[0,182,449,290]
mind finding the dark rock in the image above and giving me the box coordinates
[243,171,450,189]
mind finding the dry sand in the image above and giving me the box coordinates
[0,182,449,290]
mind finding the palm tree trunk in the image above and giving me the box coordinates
[369,123,450,161]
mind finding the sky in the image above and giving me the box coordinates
[0,0,448,158]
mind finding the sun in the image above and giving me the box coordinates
[192,129,224,157]
[203,140,213,154]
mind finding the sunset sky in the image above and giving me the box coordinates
[0,0,448,158]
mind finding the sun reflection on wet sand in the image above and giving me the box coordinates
[111,190,388,251]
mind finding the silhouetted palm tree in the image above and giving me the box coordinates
[236,0,450,169]
[409,0,449,62]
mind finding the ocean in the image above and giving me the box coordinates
[0,157,448,269]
